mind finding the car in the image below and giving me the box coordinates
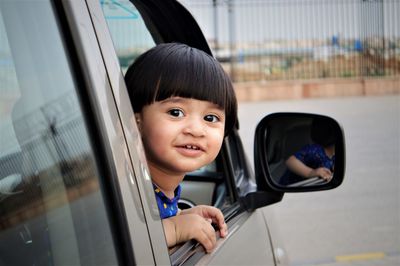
[0,0,345,265]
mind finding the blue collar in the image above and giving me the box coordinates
[153,184,181,219]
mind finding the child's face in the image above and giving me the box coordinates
[137,97,225,176]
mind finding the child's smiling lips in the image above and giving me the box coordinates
[175,143,205,157]
[183,145,200,150]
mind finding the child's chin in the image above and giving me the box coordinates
[175,163,206,173]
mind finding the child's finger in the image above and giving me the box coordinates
[211,209,228,236]
[201,206,228,237]
[219,221,228,237]
[197,221,217,253]
[211,217,228,237]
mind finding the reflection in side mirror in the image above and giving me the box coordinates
[254,113,345,192]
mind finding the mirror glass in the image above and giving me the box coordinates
[265,114,340,188]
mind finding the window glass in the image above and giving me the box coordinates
[0,1,119,265]
[100,0,156,73]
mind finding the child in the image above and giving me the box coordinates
[282,117,336,185]
[124,43,237,253]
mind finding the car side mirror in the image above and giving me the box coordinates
[254,113,345,192]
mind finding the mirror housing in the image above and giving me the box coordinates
[254,112,345,193]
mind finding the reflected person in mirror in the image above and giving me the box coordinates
[281,117,336,185]
[124,43,237,252]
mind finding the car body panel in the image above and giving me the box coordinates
[197,210,275,265]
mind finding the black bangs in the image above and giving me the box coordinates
[155,45,228,109]
[125,43,238,135]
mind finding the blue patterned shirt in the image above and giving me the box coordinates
[280,143,335,185]
[294,143,335,171]
[153,184,181,219]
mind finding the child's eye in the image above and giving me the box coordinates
[168,109,184,117]
[204,114,220,123]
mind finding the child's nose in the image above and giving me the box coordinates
[183,118,206,137]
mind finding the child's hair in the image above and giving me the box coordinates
[124,43,237,136]
[310,117,337,147]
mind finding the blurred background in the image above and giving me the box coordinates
[182,0,399,80]
[179,0,399,102]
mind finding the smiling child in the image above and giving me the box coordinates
[124,43,237,253]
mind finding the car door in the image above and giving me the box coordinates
[88,0,279,265]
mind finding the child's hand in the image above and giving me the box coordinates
[180,205,228,238]
[162,205,228,253]
[310,167,333,181]
[163,214,217,253]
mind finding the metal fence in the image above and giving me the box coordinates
[180,0,400,82]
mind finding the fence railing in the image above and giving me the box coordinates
[180,0,400,82]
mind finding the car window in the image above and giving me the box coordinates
[0,2,119,265]
[100,0,156,73]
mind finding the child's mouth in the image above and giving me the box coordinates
[184,145,200,150]
[176,144,204,157]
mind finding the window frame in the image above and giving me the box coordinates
[52,1,137,265]
[55,0,160,264]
